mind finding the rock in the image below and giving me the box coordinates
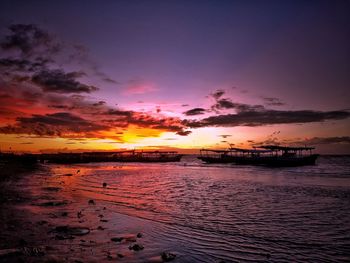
[77,170,80,173]
[97,226,105,230]
[103,182,107,188]
[117,253,124,258]
[88,199,95,205]
[129,244,144,251]
[161,252,176,262]
[61,212,68,217]
[100,219,108,222]
[63,173,73,176]
[137,233,143,238]
[111,237,124,242]
[52,226,90,236]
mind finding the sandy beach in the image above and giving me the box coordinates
[0,163,179,263]
[1,156,350,262]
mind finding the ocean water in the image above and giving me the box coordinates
[27,155,350,262]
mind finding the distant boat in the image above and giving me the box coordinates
[198,145,319,167]
[39,150,183,164]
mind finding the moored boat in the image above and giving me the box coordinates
[198,145,319,167]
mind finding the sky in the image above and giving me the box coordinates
[0,0,349,154]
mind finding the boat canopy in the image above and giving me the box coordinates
[229,147,272,153]
[260,145,315,151]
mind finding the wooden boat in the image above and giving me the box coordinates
[198,149,236,163]
[40,150,183,164]
[198,146,319,167]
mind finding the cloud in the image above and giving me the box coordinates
[0,24,59,56]
[262,97,285,106]
[124,79,157,95]
[184,109,350,128]
[32,69,98,93]
[183,108,206,116]
[0,112,107,137]
[211,89,225,100]
[176,130,192,136]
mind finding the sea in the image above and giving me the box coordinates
[24,155,350,262]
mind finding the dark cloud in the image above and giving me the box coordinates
[212,98,265,112]
[0,112,107,137]
[32,69,98,93]
[219,135,231,138]
[0,24,59,56]
[0,57,49,72]
[211,89,225,100]
[263,97,285,106]
[184,110,350,128]
[176,130,192,136]
[183,107,206,116]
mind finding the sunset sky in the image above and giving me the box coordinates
[0,0,349,154]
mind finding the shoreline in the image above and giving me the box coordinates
[0,163,179,263]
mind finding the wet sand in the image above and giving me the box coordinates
[0,164,178,263]
[1,156,350,262]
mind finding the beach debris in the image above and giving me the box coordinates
[88,199,95,205]
[51,226,90,240]
[161,252,176,262]
[137,233,143,238]
[77,210,83,218]
[103,182,107,188]
[111,237,124,242]
[128,244,144,251]
[38,201,68,207]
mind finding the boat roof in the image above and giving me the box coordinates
[200,149,230,153]
[260,145,315,151]
[230,147,272,153]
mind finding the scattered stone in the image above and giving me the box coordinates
[63,173,73,176]
[52,226,90,237]
[100,219,108,222]
[103,182,107,188]
[161,252,176,262]
[103,207,107,210]
[111,237,124,242]
[97,226,105,230]
[77,170,80,173]
[128,244,144,251]
[137,233,143,238]
[98,214,104,218]
[77,211,83,218]
[61,212,68,217]
[88,199,95,205]
[117,253,124,258]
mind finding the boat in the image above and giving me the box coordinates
[39,150,183,164]
[198,145,319,167]
[198,149,237,163]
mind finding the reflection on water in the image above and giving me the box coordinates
[29,156,350,262]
